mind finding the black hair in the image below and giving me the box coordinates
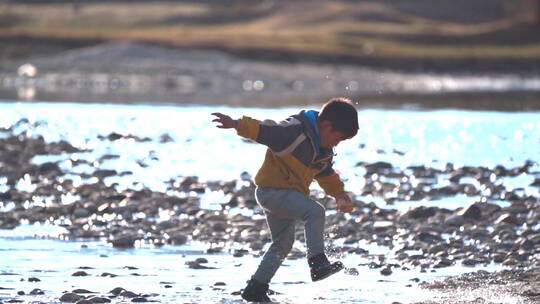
[319,97,358,138]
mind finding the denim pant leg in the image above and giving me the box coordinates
[251,187,326,283]
[252,213,296,284]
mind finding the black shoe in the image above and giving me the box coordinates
[308,253,344,282]
[241,279,271,302]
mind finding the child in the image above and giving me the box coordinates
[211,97,358,302]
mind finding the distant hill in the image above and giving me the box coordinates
[1,0,539,72]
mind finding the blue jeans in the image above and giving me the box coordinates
[252,187,326,284]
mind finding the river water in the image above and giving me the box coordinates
[1,101,539,303]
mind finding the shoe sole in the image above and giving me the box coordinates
[312,264,344,282]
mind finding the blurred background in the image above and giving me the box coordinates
[1,0,539,110]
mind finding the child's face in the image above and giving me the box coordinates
[319,121,349,148]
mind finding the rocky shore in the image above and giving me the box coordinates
[1,118,539,303]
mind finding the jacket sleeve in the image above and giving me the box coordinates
[315,164,345,196]
[236,115,305,155]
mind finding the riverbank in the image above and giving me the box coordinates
[1,39,540,109]
[1,103,539,303]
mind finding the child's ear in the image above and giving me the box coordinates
[320,120,333,131]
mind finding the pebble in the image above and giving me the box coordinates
[59,292,83,303]
[73,289,94,294]
[85,296,111,303]
[72,271,89,277]
[119,291,138,298]
[29,288,44,295]
[380,267,393,276]
[131,297,148,302]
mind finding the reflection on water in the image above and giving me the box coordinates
[0,101,538,207]
[0,224,512,304]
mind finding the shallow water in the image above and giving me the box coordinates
[0,101,538,207]
[0,224,513,304]
[0,101,539,303]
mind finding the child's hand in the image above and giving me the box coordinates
[212,112,238,129]
[333,192,354,213]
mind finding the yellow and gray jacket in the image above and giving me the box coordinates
[236,110,344,196]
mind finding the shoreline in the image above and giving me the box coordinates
[1,37,539,111]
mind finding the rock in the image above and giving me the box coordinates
[131,298,148,303]
[345,268,360,276]
[364,161,393,174]
[457,203,482,220]
[494,214,521,226]
[72,271,89,276]
[249,241,264,251]
[38,162,62,175]
[185,261,216,269]
[195,258,208,264]
[167,232,188,245]
[119,291,138,298]
[380,267,392,276]
[111,233,137,248]
[416,231,442,244]
[60,293,83,303]
[29,288,44,295]
[159,133,174,143]
[502,258,518,266]
[404,206,438,219]
[28,277,40,282]
[85,296,111,303]
[445,215,466,227]
[434,257,453,268]
[73,208,91,218]
[73,289,94,294]
[214,282,226,286]
[93,169,117,179]
[109,287,125,296]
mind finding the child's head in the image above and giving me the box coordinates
[318,97,358,148]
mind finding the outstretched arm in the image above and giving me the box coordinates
[211,112,303,154]
[212,112,238,129]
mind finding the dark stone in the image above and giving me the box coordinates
[416,231,442,244]
[457,203,482,220]
[380,267,392,276]
[29,288,44,295]
[167,233,188,245]
[85,296,111,303]
[131,298,148,303]
[109,287,125,296]
[185,261,216,269]
[72,271,89,276]
[60,293,83,303]
[28,277,40,282]
[111,234,137,248]
[73,289,94,294]
[119,291,138,298]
